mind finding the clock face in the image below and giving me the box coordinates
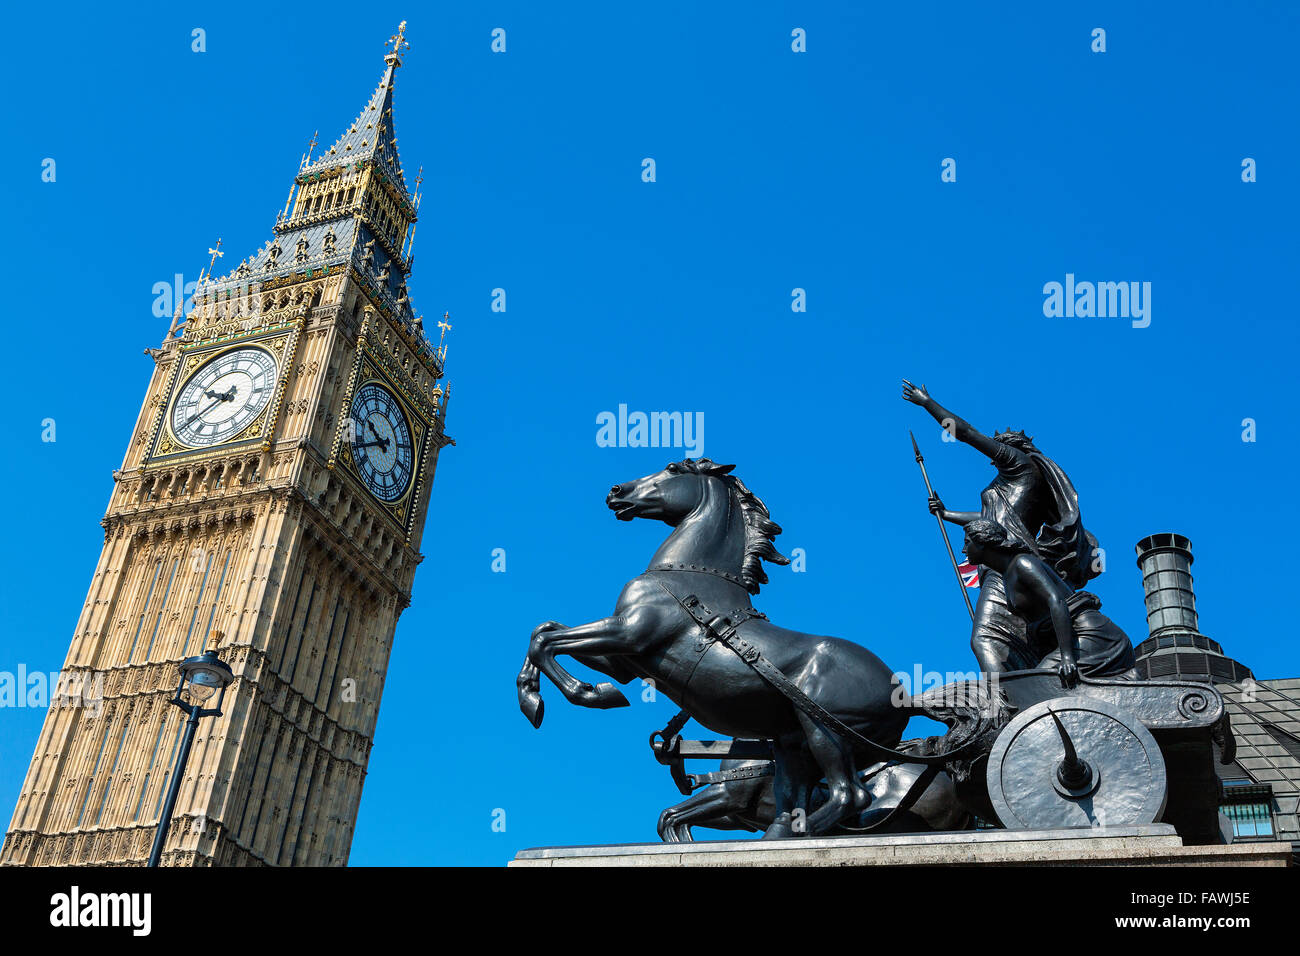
[349,382,415,502]
[171,347,278,447]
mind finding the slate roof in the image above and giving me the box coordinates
[1216,678,1300,850]
[246,218,357,277]
[303,61,410,198]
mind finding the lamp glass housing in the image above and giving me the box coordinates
[176,652,233,710]
[185,671,221,703]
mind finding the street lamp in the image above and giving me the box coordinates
[147,648,234,867]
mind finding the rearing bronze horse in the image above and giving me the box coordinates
[516,458,915,837]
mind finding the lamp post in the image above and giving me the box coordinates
[147,648,234,867]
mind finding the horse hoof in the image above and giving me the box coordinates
[657,821,691,844]
[520,691,545,728]
[590,682,630,709]
[530,620,564,642]
[763,814,794,840]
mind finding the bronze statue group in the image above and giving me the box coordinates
[516,381,1155,840]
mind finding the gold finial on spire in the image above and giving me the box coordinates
[386,21,410,63]
[200,238,223,283]
[437,312,452,355]
[301,129,319,170]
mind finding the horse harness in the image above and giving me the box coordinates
[652,578,989,771]
[655,590,768,698]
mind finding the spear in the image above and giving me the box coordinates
[909,431,975,621]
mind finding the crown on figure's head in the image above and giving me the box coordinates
[994,428,1036,450]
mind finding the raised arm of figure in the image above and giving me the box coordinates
[902,380,1008,462]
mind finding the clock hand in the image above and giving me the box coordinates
[359,417,391,450]
[184,385,238,428]
[185,396,225,428]
[353,439,390,451]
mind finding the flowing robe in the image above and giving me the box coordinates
[970,443,1098,673]
[1032,591,1138,680]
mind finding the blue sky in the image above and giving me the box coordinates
[1,2,1297,865]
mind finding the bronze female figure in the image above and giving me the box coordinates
[902,380,1098,674]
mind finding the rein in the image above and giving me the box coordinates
[652,580,994,769]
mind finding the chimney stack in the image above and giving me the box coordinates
[1132,533,1252,684]
[1135,532,1200,638]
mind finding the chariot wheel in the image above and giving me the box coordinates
[986,696,1167,830]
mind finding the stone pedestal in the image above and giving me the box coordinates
[510,825,1292,867]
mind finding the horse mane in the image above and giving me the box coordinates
[681,458,789,594]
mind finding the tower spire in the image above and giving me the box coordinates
[301,23,413,197]
[197,25,425,352]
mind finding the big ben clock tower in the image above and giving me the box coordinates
[1,25,453,866]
